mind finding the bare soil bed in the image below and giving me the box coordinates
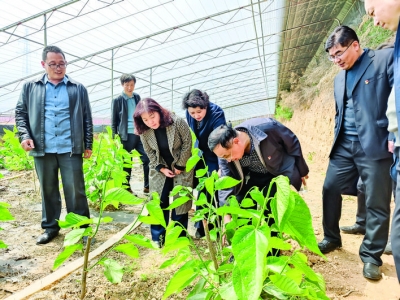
[0,161,399,300]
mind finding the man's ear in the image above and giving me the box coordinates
[41,61,46,68]
[232,137,239,144]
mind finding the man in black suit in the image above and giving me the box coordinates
[318,26,393,280]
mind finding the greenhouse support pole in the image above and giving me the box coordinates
[171,79,174,111]
[150,68,152,97]
[44,14,47,47]
[111,49,114,101]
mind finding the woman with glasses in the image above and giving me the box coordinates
[134,98,194,247]
[182,89,226,238]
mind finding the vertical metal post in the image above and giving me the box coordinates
[171,79,174,111]
[43,14,47,47]
[150,68,152,97]
[111,49,114,101]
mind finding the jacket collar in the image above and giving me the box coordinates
[35,73,76,85]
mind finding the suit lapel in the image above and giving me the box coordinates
[336,71,346,112]
[350,50,373,94]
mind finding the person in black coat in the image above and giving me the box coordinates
[182,89,226,238]
[319,26,393,280]
[111,74,149,194]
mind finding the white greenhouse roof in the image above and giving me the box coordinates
[0,0,363,124]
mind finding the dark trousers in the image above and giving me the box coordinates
[391,148,400,282]
[354,176,396,229]
[34,153,90,231]
[122,134,149,188]
[150,177,188,242]
[323,138,392,265]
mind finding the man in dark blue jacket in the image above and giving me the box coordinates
[111,74,149,194]
[319,25,393,280]
[364,0,400,283]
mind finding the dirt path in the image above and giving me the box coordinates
[0,163,399,299]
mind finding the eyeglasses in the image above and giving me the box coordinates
[46,63,67,69]
[327,41,354,61]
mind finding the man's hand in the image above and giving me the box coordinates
[83,149,92,159]
[389,140,395,153]
[21,139,35,151]
[174,169,182,175]
[161,168,175,178]
[301,175,309,186]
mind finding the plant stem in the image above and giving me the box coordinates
[80,237,92,299]
[203,219,218,271]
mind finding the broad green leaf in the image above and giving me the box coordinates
[215,176,241,190]
[263,284,288,300]
[302,279,329,299]
[290,252,325,291]
[266,256,289,273]
[163,237,190,254]
[63,228,86,247]
[0,240,7,248]
[124,234,154,248]
[165,224,183,246]
[219,280,238,300]
[217,263,234,274]
[204,177,214,196]
[114,243,139,258]
[100,258,124,283]
[209,228,218,241]
[166,196,191,210]
[139,215,163,225]
[187,278,213,300]
[102,188,143,209]
[283,193,324,256]
[186,155,201,172]
[268,237,292,251]
[163,260,200,299]
[231,225,269,300]
[250,189,265,208]
[270,176,294,231]
[146,199,166,228]
[159,247,190,269]
[196,167,208,178]
[269,273,304,296]
[240,198,255,208]
[57,212,89,229]
[0,202,14,221]
[170,185,183,197]
[194,192,208,206]
[53,244,82,269]
[285,268,303,285]
[232,265,245,300]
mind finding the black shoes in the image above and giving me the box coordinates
[340,224,366,235]
[36,229,59,245]
[318,239,342,254]
[143,187,150,194]
[384,241,392,255]
[363,262,382,280]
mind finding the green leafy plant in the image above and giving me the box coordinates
[0,127,33,170]
[0,201,14,248]
[149,153,328,300]
[275,105,294,121]
[83,126,137,207]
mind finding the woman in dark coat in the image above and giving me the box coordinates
[182,89,226,238]
[134,98,194,247]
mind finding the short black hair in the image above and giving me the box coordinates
[120,74,136,85]
[325,26,359,52]
[208,123,237,151]
[182,89,210,110]
[42,45,66,61]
